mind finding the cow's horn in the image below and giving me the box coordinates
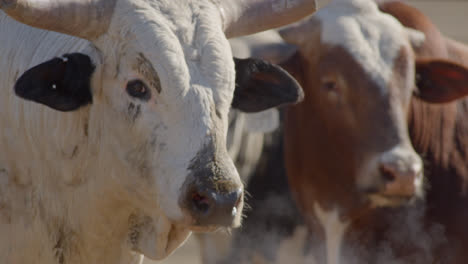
[0,0,116,40]
[219,0,317,38]
[278,16,321,46]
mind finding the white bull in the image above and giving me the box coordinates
[0,0,316,263]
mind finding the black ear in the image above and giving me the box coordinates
[232,57,304,113]
[14,53,95,111]
[414,59,468,103]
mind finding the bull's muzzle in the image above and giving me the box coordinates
[183,183,243,227]
[180,142,244,228]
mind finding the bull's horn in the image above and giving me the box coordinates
[219,0,317,38]
[0,0,116,40]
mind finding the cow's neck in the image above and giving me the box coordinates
[408,98,468,193]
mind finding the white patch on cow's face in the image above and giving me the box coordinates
[314,203,349,264]
[315,0,411,93]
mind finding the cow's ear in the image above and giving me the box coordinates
[232,57,304,113]
[14,53,94,111]
[414,59,468,103]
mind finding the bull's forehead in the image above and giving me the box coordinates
[107,0,235,111]
[316,0,409,92]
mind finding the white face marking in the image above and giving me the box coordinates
[315,0,410,93]
[314,203,349,264]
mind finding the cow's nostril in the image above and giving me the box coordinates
[192,192,211,214]
[380,164,396,183]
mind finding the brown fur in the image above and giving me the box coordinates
[282,1,468,262]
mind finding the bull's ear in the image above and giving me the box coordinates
[232,57,304,113]
[414,59,468,103]
[14,53,94,111]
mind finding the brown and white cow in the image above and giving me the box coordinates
[279,0,468,263]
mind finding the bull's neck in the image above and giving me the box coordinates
[44,156,143,263]
[60,188,141,264]
[0,147,140,264]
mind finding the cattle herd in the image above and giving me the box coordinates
[1,0,467,264]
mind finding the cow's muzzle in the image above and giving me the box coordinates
[360,145,424,207]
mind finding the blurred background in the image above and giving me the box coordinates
[148,1,468,263]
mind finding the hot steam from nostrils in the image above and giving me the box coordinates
[217,194,451,264]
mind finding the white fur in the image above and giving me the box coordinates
[276,226,318,264]
[0,0,241,263]
[272,0,304,12]
[243,109,279,133]
[315,0,411,92]
[314,203,349,264]
[229,29,297,64]
[379,146,423,180]
[406,27,426,48]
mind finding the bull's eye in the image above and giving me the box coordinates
[126,79,151,101]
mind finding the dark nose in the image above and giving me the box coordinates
[184,186,243,227]
[378,153,423,197]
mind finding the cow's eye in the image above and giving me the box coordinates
[321,77,341,101]
[126,80,151,101]
[322,80,337,92]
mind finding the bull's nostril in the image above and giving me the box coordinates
[234,192,242,208]
[234,192,243,208]
[192,192,211,214]
[184,187,243,227]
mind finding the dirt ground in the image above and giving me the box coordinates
[148,1,468,264]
